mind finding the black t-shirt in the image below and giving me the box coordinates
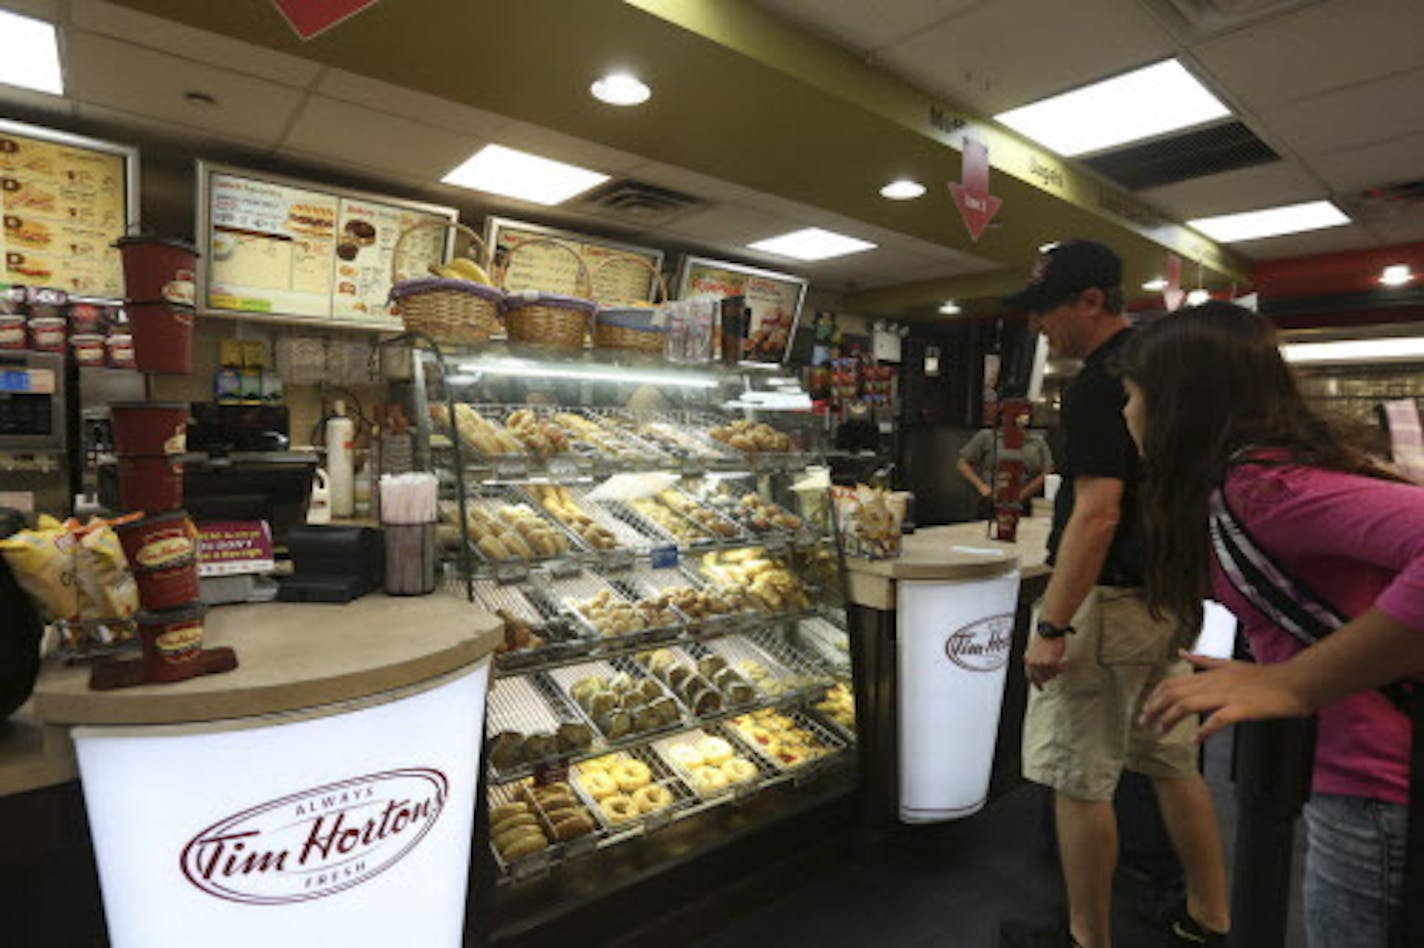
[1047,328,1145,585]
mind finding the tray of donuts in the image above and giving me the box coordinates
[488,777,602,877]
[618,565,758,631]
[702,629,836,702]
[724,707,848,775]
[651,727,772,801]
[485,674,597,778]
[570,748,693,835]
[439,490,587,567]
[476,580,590,670]
[546,658,687,746]
[542,571,688,650]
[635,646,760,716]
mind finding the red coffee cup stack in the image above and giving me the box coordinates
[113,235,198,374]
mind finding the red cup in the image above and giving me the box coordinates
[71,332,106,365]
[110,402,188,455]
[0,314,24,350]
[133,558,200,611]
[127,302,194,373]
[117,456,185,513]
[27,316,66,352]
[136,602,207,683]
[106,332,135,368]
[114,236,197,305]
[116,509,197,570]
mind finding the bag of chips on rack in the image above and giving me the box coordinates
[0,515,81,621]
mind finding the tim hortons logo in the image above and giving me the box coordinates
[945,614,1015,672]
[180,768,448,905]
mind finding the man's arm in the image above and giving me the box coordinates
[956,457,993,497]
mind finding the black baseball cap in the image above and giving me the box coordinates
[1003,240,1123,313]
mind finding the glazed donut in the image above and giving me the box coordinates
[668,744,703,771]
[490,802,529,824]
[493,821,543,853]
[491,812,538,840]
[697,736,734,767]
[579,771,618,800]
[499,832,548,860]
[633,784,674,813]
[600,793,639,824]
[691,765,728,793]
[721,757,757,784]
[612,759,652,792]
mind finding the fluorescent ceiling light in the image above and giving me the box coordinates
[939,300,962,315]
[590,72,651,106]
[880,179,926,200]
[1282,338,1424,365]
[457,357,718,389]
[1188,200,1349,242]
[1142,278,1168,292]
[1380,264,1413,287]
[748,227,875,261]
[1186,289,1211,306]
[995,59,1229,156]
[0,10,63,95]
[441,145,609,206]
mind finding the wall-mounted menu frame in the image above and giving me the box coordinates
[676,255,808,365]
[196,161,456,330]
[484,216,663,307]
[0,118,139,302]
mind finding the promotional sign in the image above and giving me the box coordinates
[897,570,1021,822]
[73,661,489,948]
[196,521,275,577]
[948,138,1002,243]
[272,0,381,39]
[677,255,807,364]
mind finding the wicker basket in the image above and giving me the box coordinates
[499,238,596,350]
[388,220,502,346]
[591,256,670,355]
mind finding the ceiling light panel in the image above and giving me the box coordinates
[0,10,63,95]
[441,144,609,205]
[994,59,1229,156]
[748,227,876,261]
[1188,200,1350,242]
[1282,338,1424,365]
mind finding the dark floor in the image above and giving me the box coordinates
[687,729,1307,948]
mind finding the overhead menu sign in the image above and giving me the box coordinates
[486,216,663,306]
[0,119,137,300]
[199,162,455,325]
[677,255,808,365]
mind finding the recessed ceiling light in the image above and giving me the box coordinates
[747,227,876,261]
[1282,337,1424,365]
[1380,264,1413,287]
[880,179,926,200]
[590,72,651,107]
[995,59,1229,156]
[1142,278,1168,292]
[0,10,63,96]
[441,144,609,206]
[939,300,961,315]
[1038,242,1059,254]
[1186,289,1211,306]
[1188,200,1349,242]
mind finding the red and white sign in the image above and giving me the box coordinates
[1164,253,1185,311]
[948,138,1003,243]
[271,0,381,40]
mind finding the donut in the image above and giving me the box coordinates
[499,832,548,860]
[612,760,652,792]
[697,736,734,767]
[580,771,618,800]
[721,757,757,784]
[490,802,529,824]
[581,754,618,773]
[599,794,639,824]
[491,812,538,839]
[551,812,596,840]
[493,821,543,852]
[633,784,674,813]
[667,744,703,771]
[534,792,579,813]
[691,765,727,793]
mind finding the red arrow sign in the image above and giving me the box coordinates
[1163,253,1185,311]
[948,138,1003,243]
[271,0,381,40]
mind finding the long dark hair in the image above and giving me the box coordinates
[1118,302,1398,635]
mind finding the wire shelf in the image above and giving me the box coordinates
[649,726,777,802]
[722,706,849,774]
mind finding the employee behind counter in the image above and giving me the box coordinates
[955,417,1054,518]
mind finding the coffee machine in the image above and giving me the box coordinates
[0,350,71,519]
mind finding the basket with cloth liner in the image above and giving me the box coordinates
[498,238,597,350]
[591,256,670,356]
[388,220,503,345]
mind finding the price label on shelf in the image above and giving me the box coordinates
[548,558,581,579]
[650,545,679,569]
[604,550,635,572]
[494,563,530,585]
[494,457,531,479]
[547,457,579,480]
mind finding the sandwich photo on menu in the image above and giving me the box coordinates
[3,215,53,249]
[286,203,335,237]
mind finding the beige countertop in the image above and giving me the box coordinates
[31,593,502,728]
[843,516,1053,609]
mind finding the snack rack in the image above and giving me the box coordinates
[408,346,857,898]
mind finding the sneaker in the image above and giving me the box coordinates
[1164,905,1227,947]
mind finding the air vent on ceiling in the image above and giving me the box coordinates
[570,178,705,224]
[1082,120,1279,191]
[1159,0,1324,35]
[1346,179,1424,224]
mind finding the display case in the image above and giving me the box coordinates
[407,345,855,937]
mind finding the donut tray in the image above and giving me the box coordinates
[487,776,603,879]
[722,707,849,775]
[479,580,593,672]
[702,630,834,702]
[516,483,661,557]
[650,726,775,802]
[546,657,689,745]
[485,676,593,777]
[638,644,762,716]
[569,745,696,836]
[589,409,735,464]
[541,571,688,651]
[440,484,591,570]
[796,615,852,673]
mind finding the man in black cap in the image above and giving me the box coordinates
[1006,241,1230,948]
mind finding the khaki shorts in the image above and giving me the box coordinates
[1022,587,1199,801]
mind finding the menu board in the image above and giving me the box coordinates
[486,217,662,306]
[678,256,808,364]
[0,120,135,300]
[200,163,454,324]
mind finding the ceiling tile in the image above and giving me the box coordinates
[1307,132,1424,193]
[755,0,981,53]
[281,95,479,182]
[315,69,514,138]
[1230,222,1376,260]
[75,101,271,151]
[65,31,305,146]
[621,160,763,206]
[1363,213,1424,246]
[4,0,59,19]
[68,1,321,88]
[877,0,1176,116]
[1192,0,1424,110]
[1263,67,1424,157]
[497,121,648,178]
[0,84,73,120]
[1141,160,1325,219]
[667,204,793,245]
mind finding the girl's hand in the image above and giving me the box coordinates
[1141,653,1313,741]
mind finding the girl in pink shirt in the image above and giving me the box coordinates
[1117,302,1424,948]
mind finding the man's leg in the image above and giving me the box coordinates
[1057,793,1119,948]
[1152,774,1231,933]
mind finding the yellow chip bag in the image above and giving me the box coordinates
[0,515,80,622]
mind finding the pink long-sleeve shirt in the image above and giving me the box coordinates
[1212,460,1424,805]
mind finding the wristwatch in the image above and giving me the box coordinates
[1036,619,1075,640]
